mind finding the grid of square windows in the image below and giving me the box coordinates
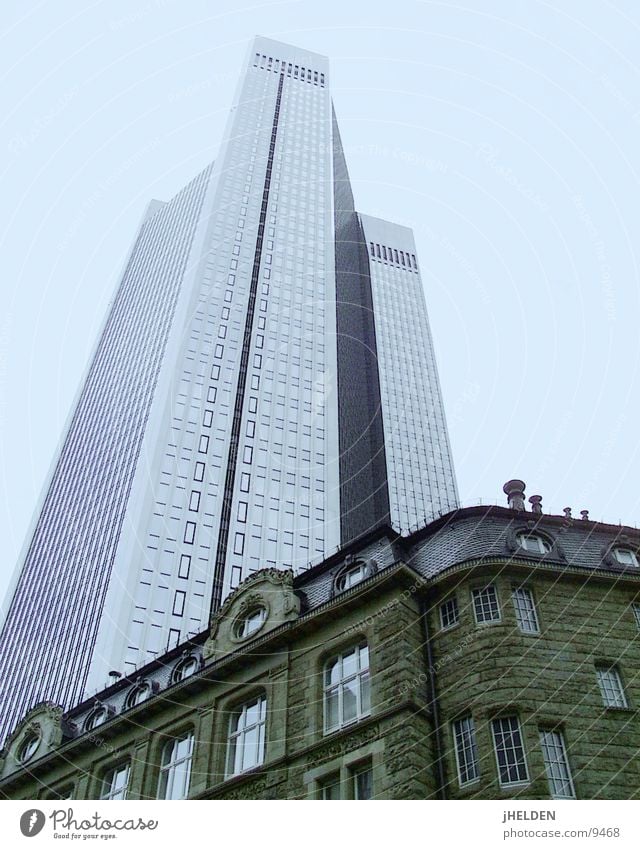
[472,585,500,624]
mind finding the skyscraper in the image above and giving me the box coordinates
[0,37,458,744]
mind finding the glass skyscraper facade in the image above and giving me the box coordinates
[0,37,458,744]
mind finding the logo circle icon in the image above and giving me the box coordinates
[20,809,45,837]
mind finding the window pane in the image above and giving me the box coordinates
[342,679,358,724]
[453,717,479,785]
[320,773,340,800]
[539,729,575,799]
[353,765,373,800]
[492,717,528,786]
[325,688,339,730]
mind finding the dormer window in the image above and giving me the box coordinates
[516,532,551,554]
[613,547,639,568]
[234,607,267,640]
[334,559,377,594]
[18,732,40,764]
[172,655,200,683]
[85,706,108,731]
[126,681,151,709]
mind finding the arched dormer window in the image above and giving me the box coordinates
[334,559,378,594]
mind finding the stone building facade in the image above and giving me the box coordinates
[2,483,639,800]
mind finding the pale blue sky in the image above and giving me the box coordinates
[1,0,640,603]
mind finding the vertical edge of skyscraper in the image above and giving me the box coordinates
[0,36,458,745]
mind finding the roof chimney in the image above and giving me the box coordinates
[563,507,572,519]
[503,479,526,511]
[529,495,543,515]
[580,509,589,521]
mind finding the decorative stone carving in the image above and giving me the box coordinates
[0,702,66,780]
[204,568,301,661]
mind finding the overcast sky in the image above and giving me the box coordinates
[1,0,640,603]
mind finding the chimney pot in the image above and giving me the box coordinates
[563,507,572,519]
[503,479,526,511]
[529,495,543,515]
[580,509,589,521]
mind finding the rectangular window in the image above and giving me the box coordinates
[173,590,186,617]
[207,385,217,403]
[351,762,373,800]
[193,462,205,483]
[237,501,248,523]
[178,554,191,579]
[596,665,627,708]
[472,585,500,624]
[511,586,539,634]
[198,435,209,454]
[539,729,575,799]
[318,772,340,800]
[234,532,245,556]
[226,694,266,777]
[452,716,480,786]
[158,732,194,799]
[100,763,129,800]
[184,522,196,545]
[324,643,370,733]
[491,716,529,787]
[632,603,640,631]
[243,445,253,464]
[440,597,459,630]
[210,364,220,380]
[246,420,255,438]
[214,344,224,359]
[189,490,200,512]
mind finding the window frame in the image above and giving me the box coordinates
[439,596,459,631]
[491,715,529,788]
[452,715,480,787]
[100,761,130,801]
[511,585,540,635]
[226,693,267,778]
[323,642,371,734]
[516,532,552,554]
[157,730,194,800]
[612,547,639,568]
[595,665,628,708]
[472,585,501,625]
[539,728,576,799]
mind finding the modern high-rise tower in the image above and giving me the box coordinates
[0,37,458,743]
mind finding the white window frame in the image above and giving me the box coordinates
[234,607,267,640]
[336,563,367,590]
[517,532,551,554]
[440,597,459,630]
[491,716,529,787]
[472,585,501,624]
[511,586,540,634]
[101,762,130,800]
[157,732,194,799]
[452,716,480,786]
[226,694,267,778]
[323,643,371,734]
[613,547,639,568]
[172,656,199,684]
[539,729,576,799]
[596,666,627,708]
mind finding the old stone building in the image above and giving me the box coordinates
[2,481,639,800]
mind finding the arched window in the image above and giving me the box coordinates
[18,732,40,763]
[85,706,108,731]
[125,681,151,709]
[516,532,551,554]
[157,731,194,799]
[234,607,267,640]
[172,655,199,684]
